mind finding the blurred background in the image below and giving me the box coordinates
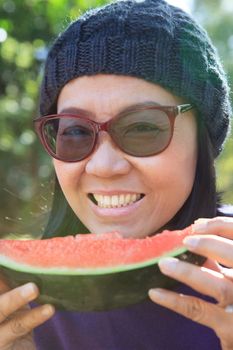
[0,0,232,238]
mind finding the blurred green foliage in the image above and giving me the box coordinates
[193,0,233,204]
[0,0,232,237]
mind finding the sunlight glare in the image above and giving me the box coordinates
[165,0,193,14]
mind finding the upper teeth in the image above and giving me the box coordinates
[92,193,141,208]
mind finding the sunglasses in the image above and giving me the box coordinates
[34,103,194,162]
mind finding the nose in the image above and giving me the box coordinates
[85,132,131,177]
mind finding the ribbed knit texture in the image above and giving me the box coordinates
[40,0,232,157]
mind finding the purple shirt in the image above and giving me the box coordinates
[33,284,221,349]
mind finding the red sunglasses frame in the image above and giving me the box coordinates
[33,103,194,162]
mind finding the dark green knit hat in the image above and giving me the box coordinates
[40,0,232,157]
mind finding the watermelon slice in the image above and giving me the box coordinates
[0,226,204,311]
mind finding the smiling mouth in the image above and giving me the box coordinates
[88,193,145,208]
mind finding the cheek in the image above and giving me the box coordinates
[164,153,196,195]
[142,152,196,194]
[53,160,84,195]
[140,123,197,209]
[164,115,198,194]
[148,157,196,226]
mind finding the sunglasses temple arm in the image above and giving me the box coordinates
[177,104,194,114]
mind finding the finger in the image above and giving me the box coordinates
[158,257,233,306]
[202,258,222,272]
[0,283,39,323]
[8,333,36,350]
[201,259,233,283]
[0,304,55,347]
[148,288,233,336]
[184,235,233,267]
[193,217,233,239]
[220,267,233,282]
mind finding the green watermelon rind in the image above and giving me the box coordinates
[0,246,187,275]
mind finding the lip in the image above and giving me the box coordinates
[88,194,145,218]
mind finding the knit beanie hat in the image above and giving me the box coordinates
[39,0,232,157]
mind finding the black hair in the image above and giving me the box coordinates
[42,115,221,239]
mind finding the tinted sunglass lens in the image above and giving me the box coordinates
[110,110,171,156]
[43,118,95,161]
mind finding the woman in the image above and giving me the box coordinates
[0,0,233,349]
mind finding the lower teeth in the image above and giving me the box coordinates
[99,201,135,208]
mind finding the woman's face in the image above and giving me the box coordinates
[55,74,197,238]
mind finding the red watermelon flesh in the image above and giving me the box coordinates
[0,225,205,311]
[0,226,193,274]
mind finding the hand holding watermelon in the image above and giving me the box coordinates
[149,217,233,350]
[0,275,54,350]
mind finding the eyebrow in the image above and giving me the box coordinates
[58,107,95,117]
[59,101,162,116]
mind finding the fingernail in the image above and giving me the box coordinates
[149,288,165,301]
[41,305,55,317]
[192,222,207,233]
[183,236,200,248]
[20,283,37,298]
[158,257,178,273]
